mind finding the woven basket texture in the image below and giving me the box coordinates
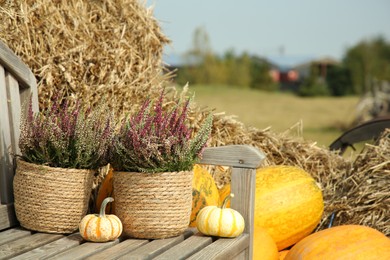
[13,160,94,234]
[114,170,193,239]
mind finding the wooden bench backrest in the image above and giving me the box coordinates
[0,40,38,206]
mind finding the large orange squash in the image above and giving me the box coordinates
[285,225,390,260]
[253,226,279,260]
[254,166,324,250]
[189,164,220,227]
[278,250,290,260]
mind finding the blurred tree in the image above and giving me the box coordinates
[343,36,390,94]
[222,49,251,87]
[326,66,353,96]
[250,56,277,91]
[298,64,330,96]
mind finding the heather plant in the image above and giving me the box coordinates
[19,96,113,169]
[111,91,213,173]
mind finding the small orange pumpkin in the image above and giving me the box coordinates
[285,225,390,260]
[189,164,219,227]
[79,197,122,242]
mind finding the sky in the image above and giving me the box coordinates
[146,0,390,67]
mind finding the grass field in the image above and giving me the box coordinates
[186,84,360,148]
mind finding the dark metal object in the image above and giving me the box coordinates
[327,212,336,229]
[329,116,390,155]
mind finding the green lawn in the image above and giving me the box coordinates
[186,85,360,148]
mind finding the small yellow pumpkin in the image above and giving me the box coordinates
[196,193,245,238]
[79,197,123,242]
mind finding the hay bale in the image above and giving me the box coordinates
[0,0,170,117]
[320,130,390,235]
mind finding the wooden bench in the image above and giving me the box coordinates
[0,40,265,259]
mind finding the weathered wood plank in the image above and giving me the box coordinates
[0,232,63,259]
[0,227,31,246]
[230,167,256,259]
[187,234,249,260]
[0,40,38,205]
[0,65,14,204]
[12,233,84,260]
[117,229,196,260]
[154,233,212,260]
[0,41,36,90]
[6,73,22,155]
[199,145,265,168]
[86,239,149,260]
[0,204,17,230]
[49,239,119,260]
[232,250,246,260]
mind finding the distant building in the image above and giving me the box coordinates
[268,56,339,92]
[293,56,339,81]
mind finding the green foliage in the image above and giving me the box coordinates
[111,91,213,173]
[299,81,330,97]
[326,66,353,96]
[250,56,278,91]
[19,96,113,169]
[298,64,330,97]
[343,36,390,94]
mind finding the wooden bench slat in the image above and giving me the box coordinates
[5,73,22,156]
[186,234,250,260]
[231,167,256,259]
[0,227,31,246]
[0,232,63,259]
[199,145,265,168]
[85,239,149,260]
[12,233,84,260]
[117,229,195,260]
[0,41,36,91]
[0,204,18,231]
[153,232,212,260]
[49,239,119,260]
[0,65,15,204]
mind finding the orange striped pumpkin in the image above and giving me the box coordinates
[79,197,122,242]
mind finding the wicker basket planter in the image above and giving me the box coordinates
[13,159,95,234]
[113,170,193,239]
